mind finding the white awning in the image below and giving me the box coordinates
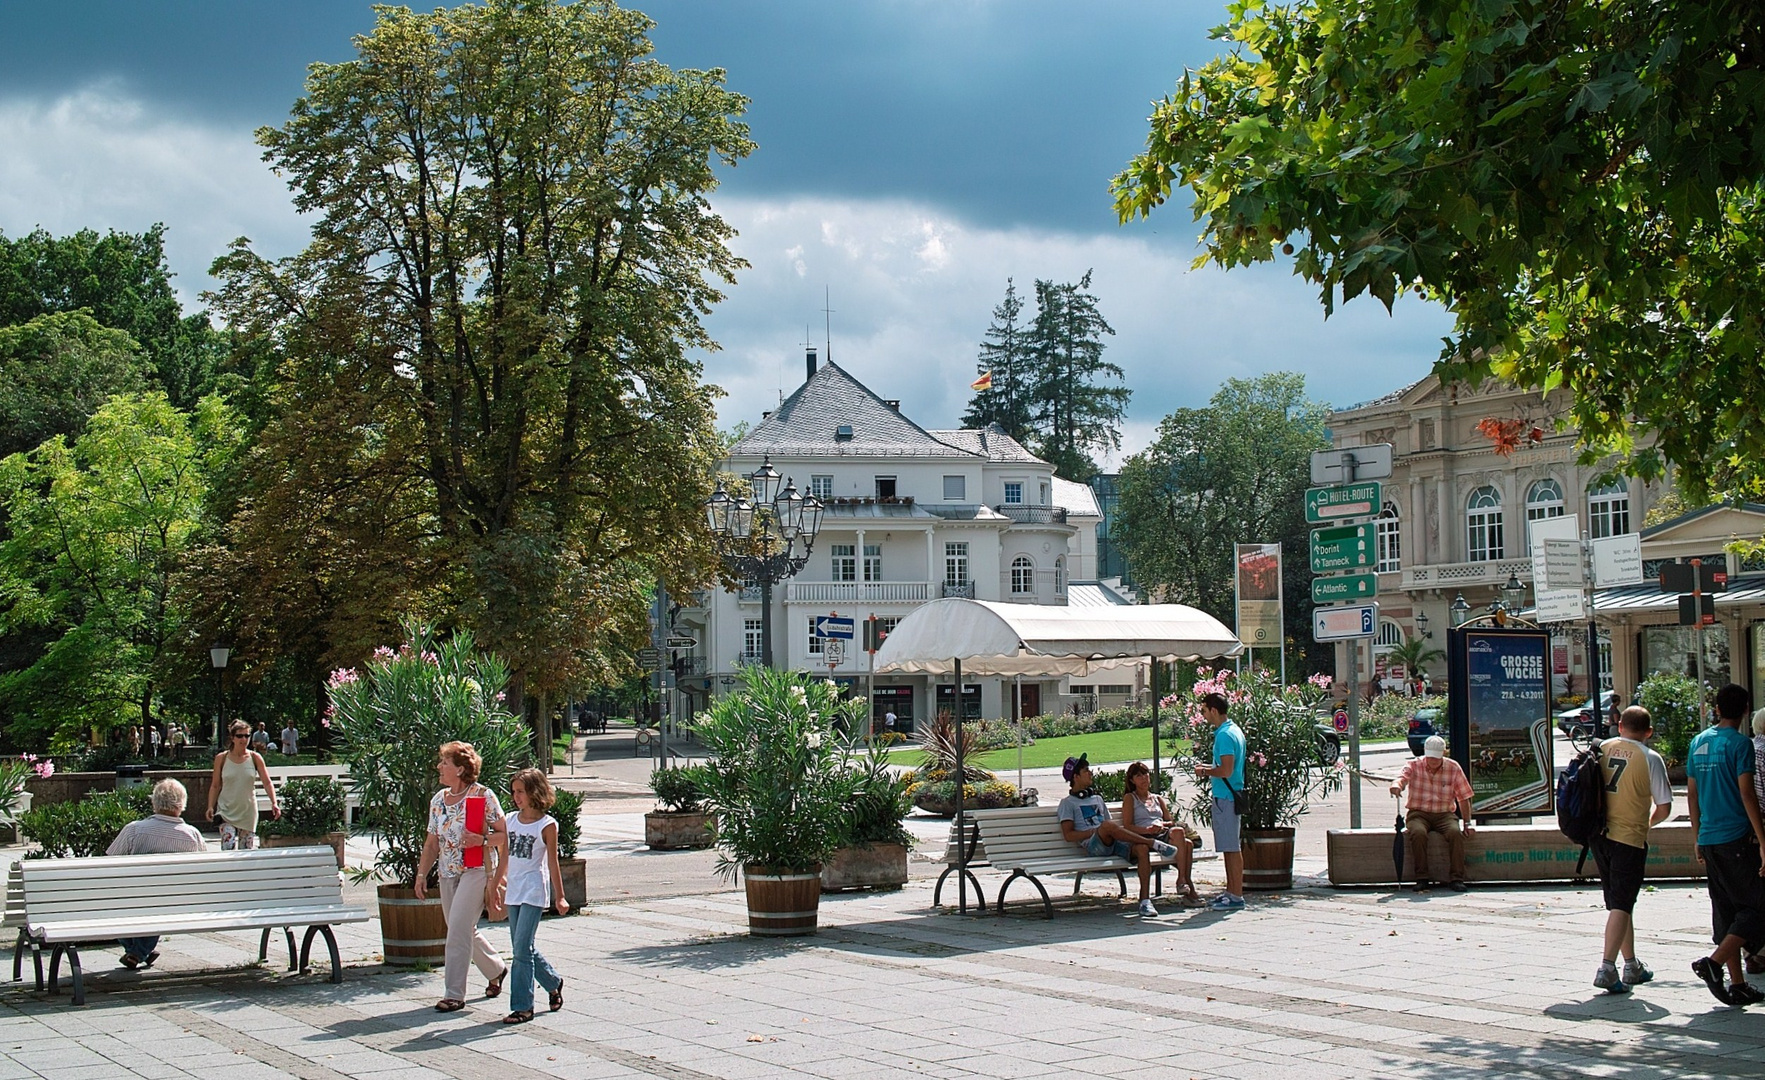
[872,597,1243,676]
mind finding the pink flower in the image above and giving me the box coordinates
[32,760,53,779]
[421,651,439,666]
[372,646,396,663]
[320,717,331,729]
[327,668,359,688]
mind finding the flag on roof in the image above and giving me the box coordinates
[970,371,993,391]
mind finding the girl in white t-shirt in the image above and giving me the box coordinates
[496,768,571,1024]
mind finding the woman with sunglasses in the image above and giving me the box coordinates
[206,719,280,848]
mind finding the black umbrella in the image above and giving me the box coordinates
[1392,812,1406,884]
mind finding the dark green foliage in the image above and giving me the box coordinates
[1027,272,1127,479]
[1637,672,1701,767]
[650,765,707,813]
[550,787,582,859]
[260,776,347,837]
[1089,768,1172,803]
[960,279,1035,444]
[0,313,148,458]
[20,787,154,859]
[839,744,913,848]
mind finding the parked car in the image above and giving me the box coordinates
[1407,707,1442,757]
[1555,691,1620,738]
[1314,723,1341,768]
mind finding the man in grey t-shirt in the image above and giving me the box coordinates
[1056,754,1177,918]
[107,779,206,969]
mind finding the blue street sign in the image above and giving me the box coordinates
[813,615,856,640]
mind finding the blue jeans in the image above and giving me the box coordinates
[119,936,158,961]
[507,904,560,1013]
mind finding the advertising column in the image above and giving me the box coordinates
[1235,543,1284,671]
[1447,626,1554,817]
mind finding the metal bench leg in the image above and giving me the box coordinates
[934,867,987,913]
[47,945,63,995]
[283,928,298,971]
[1072,872,1083,897]
[258,928,271,962]
[1115,871,1127,897]
[12,927,25,981]
[933,865,955,907]
[67,946,84,1006]
[32,938,43,990]
[300,925,343,983]
[997,870,1053,919]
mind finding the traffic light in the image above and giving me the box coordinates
[863,617,889,653]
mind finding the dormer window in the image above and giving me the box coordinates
[835,424,854,441]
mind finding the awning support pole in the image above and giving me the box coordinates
[954,656,968,914]
[1149,655,1160,793]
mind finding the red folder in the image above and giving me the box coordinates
[462,795,486,869]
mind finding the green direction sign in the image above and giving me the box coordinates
[1310,523,1375,573]
[1312,573,1378,604]
[1305,481,1381,524]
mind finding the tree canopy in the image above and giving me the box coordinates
[0,312,149,458]
[1115,0,1765,499]
[209,0,750,704]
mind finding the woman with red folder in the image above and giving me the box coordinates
[415,741,509,1012]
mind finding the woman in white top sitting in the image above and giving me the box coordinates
[1121,761,1198,901]
[496,767,571,1024]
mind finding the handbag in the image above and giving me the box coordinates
[1225,780,1249,818]
[462,793,486,870]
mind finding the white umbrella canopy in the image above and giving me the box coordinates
[873,598,1243,675]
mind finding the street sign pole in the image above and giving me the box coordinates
[1347,638,1361,829]
[1692,558,1708,726]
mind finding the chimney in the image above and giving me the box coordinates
[805,346,818,384]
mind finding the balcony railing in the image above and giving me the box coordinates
[1400,558,1534,591]
[736,586,763,603]
[784,581,932,604]
[941,581,976,599]
[994,504,1068,525]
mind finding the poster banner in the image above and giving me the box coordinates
[1448,627,1554,817]
[1235,543,1283,647]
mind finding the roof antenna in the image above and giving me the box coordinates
[822,286,834,365]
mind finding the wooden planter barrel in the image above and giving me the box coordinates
[1241,827,1297,891]
[743,864,821,936]
[377,883,447,966]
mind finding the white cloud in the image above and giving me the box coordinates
[699,195,1456,461]
[0,86,306,307]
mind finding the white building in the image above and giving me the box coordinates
[676,350,1131,729]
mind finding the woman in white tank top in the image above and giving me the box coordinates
[496,768,571,1023]
[1122,762,1198,901]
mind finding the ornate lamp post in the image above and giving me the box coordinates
[705,456,825,669]
[1501,571,1528,614]
[1449,592,1471,627]
[209,641,231,750]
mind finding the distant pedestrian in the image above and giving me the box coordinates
[498,768,568,1024]
[149,726,162,758]
[249,721,273,754]
[1194,691,1246,909]
[1389,735,1474,892]
[127,726,142,756]
[1688,683,1765,1006]
[884,710,897,736]
[1590,707,1672,994]
[281,722,300,757]
[207,720,280,849]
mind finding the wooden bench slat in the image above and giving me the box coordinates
[33,907,368,942]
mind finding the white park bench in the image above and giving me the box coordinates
[255,764,361,826]
[966,806,1174,919]
[22,847,369,1005]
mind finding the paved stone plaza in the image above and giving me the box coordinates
[1,858,1762,1080]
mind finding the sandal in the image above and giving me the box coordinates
[485,972,505,998]
[502,1010,534,1025]
[435,999,466,1013]
[1179,882,1200,902]
[549,981,564,1013]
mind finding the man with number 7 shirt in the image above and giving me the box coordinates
[1590,706,1672,995]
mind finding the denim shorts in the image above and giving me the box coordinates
[1211,796,1242,853]
[1081,834,1135,859]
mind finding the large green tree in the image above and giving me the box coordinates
[208,0,748,720]
[1115,0,1765,500]
[1113,373,1329,671]
[1028,272,1129,479]
[0,394,241,749]
[0,312,149,458]
[960,279,1035,444]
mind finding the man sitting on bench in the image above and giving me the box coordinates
[106,779,206,968]
[1056,754,1178,918]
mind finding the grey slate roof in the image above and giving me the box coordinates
[1051,476,1101,518]
[925,424,1046,464]
[729,363,980,459]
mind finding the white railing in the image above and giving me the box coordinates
[785,581,932,604]
[1401,559,1534,590]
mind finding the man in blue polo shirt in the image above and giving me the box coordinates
[1193,691,1246,910]
[1688,683,1765,1006]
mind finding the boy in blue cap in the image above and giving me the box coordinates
[1057,753,1178,917]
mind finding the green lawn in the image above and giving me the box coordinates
[885,726,1191,772]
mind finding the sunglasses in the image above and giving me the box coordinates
[232,733,249,739]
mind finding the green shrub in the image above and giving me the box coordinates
[550,787,582,859]
[20,787,153,859]
[1090,768,1172,803]
[1638,672,1701,766]
[260,777,347,837]
[650,765,708,813]
[1358,694,1443,742]
[840,745,913,848]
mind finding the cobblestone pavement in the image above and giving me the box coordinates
[1,863,1760,1080]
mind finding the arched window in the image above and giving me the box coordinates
[1054,556,1066,593]
[1466,486,1504,562]
[1525,478,1564,549]
[1374,619,1405,653]
[1010,555,1035,594]
[1376,502,1401,573]
[1588,479,1630,539]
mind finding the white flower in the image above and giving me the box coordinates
[805,731,823,749]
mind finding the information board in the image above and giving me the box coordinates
[1447,627,1554,818]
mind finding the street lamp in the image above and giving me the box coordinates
[1449,593,1471,627]
[1502,571,1528,614]
[705,456,825,669]
[1415,610,1431,639]
[209,641,231,750]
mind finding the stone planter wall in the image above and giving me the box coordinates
[25,769,216,830]
[558,857,587,911]
[821,843,908,891]
[645,811,715,850]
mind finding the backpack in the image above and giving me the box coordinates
[1556,744,1604,874]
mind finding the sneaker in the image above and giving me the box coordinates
[1593,964,1630,994]
[1748,952,1765,976]
[1411,880,1432,893]
[1153,841,1179,858]
[119,954,140,970]
[1448,881,1468,893]
[1693,957,1736,1005]
[1731,981,1765,1007]
[1138,898,1158,918]
[1208,893,1245,911]
[1621,960,1654,986]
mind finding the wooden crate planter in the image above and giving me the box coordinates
[557,856,587,912]
[1327,821,1704,886]
[644,811,714,850]
[821,843,908,891]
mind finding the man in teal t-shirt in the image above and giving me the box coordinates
[1687,683,1765,1006]
[1194,691,1246,909]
